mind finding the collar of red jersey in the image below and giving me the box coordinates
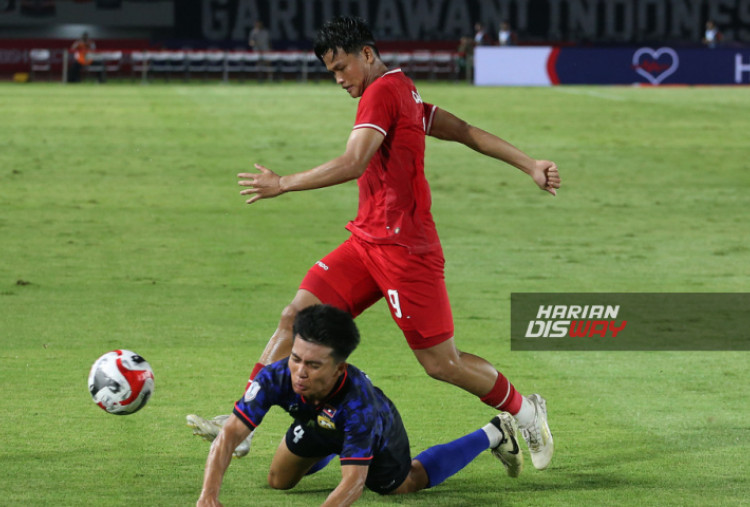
[381,68,403,77]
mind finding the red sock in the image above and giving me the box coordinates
[480,371,523,414]
[244,362,265,391]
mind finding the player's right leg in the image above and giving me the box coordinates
[519,393,554,470]
[187,414,253,458]
[188,237,379,456]
[187,289,320,456]
[365,242,553,470]
[411,339,554,470]
[253,289,323,373]
[258,236,381,374]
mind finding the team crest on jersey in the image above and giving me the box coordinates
[317,414,336,430]
[244,381,261,402]
[317,405,337,430]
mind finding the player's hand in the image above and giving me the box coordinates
[530,160,560,196]
[238,164,285,204]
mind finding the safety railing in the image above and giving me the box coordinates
[47,49,460,83]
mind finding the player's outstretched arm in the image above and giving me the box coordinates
[238,127,384,204]
[321,464,368,507]
[197,415,251,507]
[428,107,560,196]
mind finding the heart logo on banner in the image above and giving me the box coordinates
[632,47,679,85]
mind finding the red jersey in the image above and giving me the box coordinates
[346,69,441,254]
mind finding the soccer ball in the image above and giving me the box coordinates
[88,349,154,415]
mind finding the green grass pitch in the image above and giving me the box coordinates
[1,81,749,506]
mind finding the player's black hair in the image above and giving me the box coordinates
[313,16,380,62]
[293,304,360,363]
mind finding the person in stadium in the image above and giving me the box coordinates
[195,305,523,507]
[248,20,271,53]
[702,20,722,48]
[248,20,273,81]
[498,20,517,46]
[69,31,95,83]
[189,16,558,470]
[473,22,491,46]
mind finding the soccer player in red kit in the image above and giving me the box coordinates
[188,16,559,474]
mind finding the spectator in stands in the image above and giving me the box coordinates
[69,32,95,83]
[456,36,473,80]
[498,21,516,46]
[249,21,274,81]
[473,23,490,46]
[702,20,721,48]
[249,21,271,53]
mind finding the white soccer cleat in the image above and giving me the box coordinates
[210,414,230,427]
[489,412,524,478]
[187,413,222,442]
[520,394,554,470]
[232,432,252,458]
[186,413,253,458]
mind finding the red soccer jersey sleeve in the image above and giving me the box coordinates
[353,80,398,137]
[423,102,438,135]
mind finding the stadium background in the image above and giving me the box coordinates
[2,0,749,82]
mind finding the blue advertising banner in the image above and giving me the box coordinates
[556,47,750,85]
[476,46,750,86]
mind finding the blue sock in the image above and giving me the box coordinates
[305,454,336,476]
[414,429,490,488]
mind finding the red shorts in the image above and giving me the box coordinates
[300,236,454,350]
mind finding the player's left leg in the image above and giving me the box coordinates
[267,437,328,490]
[269,420,341,489]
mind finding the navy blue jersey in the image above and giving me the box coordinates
[233,359,403,466]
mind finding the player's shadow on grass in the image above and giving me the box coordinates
[261,470,639,506]
[280,486,332,496]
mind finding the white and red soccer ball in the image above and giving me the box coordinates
[88,349,154,415]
